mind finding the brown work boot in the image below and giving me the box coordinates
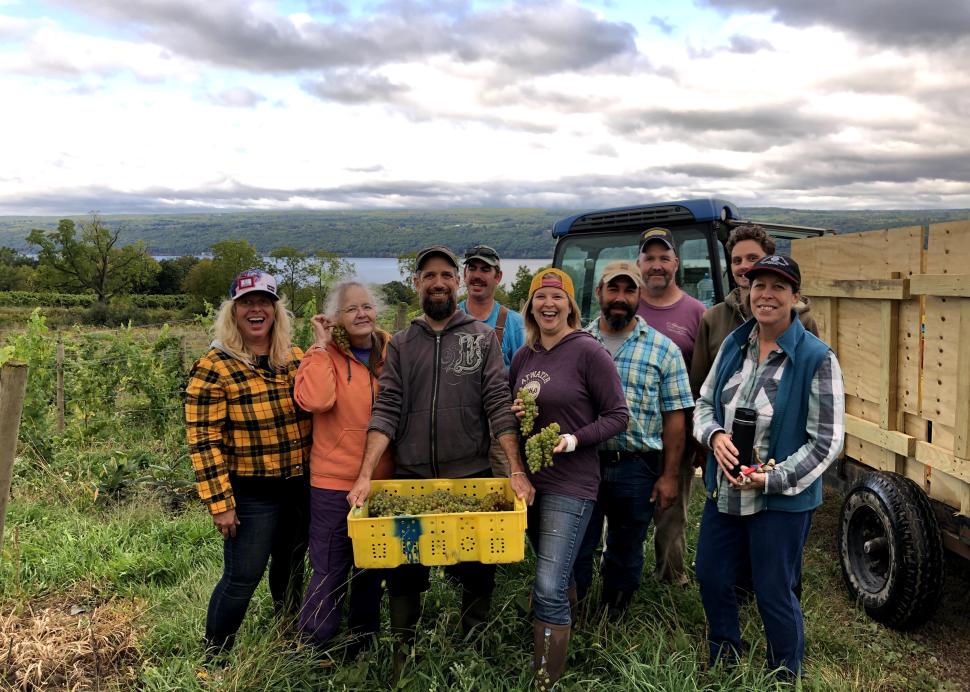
[532,620,570,691]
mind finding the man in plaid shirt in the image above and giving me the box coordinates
[573,260,694,617]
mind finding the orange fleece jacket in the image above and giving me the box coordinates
[294,334,393,491]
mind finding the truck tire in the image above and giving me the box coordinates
[837,471,944,629]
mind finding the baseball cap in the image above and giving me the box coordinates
[229,268,279,301]
[463,244,501,267]
[415,245,460,272]
[639,227,675,252]
[528,268,575,301]
[745,255,801,291]
[599,260,643,289]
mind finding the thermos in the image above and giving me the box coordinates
[729,407,758,478]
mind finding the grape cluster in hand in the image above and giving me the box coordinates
[525,422,560,474]
[518,387,538,436]
[368,489,513,517]
[333,325,351,351]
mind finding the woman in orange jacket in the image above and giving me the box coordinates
[295,281,393,653]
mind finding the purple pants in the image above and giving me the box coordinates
[298,487,385,646]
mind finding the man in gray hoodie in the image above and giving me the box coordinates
[348,245,534,678]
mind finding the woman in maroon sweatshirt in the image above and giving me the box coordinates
[509,268,628,690]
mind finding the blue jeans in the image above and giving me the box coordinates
[299,488,385,646]
[527,492,595,625]
[574,452,661,602]
[205,476,309,653]
[695,499,813,676]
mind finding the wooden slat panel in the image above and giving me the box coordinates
[910,274,970,297]
[915,441,970,485]
[845,394,881,424]
[898,298,922,416]
[926,220,970,274]
[810,296,836,349]
[879,301,900,429]
[922,296,961,428]
[955,300,970,458]
[904,414,930,442]
[837,301,884,403]
[845,414,915,456]
[905,457,970,517]
[791,226,923,281]
[800,278,909,300]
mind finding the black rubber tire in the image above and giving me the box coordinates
[837,471,944,629]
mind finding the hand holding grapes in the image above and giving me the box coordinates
[311,314,335,349]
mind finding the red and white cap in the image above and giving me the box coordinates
[229,268,279,301]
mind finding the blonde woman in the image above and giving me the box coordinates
[185,268,312,655]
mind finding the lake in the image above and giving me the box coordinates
[342,257,552,288]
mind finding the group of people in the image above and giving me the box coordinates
[183,224,845,687]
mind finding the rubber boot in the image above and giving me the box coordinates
[389,594,421,684]
[532,620,570,691]
[460,590,492,639]
[602,589,633,620]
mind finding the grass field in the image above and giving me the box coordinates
[2,480,965,691]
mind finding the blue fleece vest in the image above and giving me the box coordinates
[705,314,831,512]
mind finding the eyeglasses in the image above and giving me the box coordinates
[341,304,376,315]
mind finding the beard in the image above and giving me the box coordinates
[601,300,636,330]
[422,291,456,321]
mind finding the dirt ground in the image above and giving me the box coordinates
[811,493,970,690]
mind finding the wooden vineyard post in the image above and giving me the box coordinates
[56,336,65,433]
[0,362,29,550]
[178,336,187,373]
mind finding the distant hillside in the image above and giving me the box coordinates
[0,206,967,257]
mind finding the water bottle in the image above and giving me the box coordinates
[697,272,714,307]
[728,407,758,478]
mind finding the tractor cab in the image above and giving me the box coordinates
[551,198,830,323]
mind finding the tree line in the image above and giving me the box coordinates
[1,215,537,324]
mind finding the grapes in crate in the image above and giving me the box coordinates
[368,489,513,517]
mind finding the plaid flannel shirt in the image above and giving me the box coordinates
[185,345,312,515]
[587,316,693,452]
[694,326,845,515]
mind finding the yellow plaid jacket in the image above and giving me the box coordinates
[185,345,312,515]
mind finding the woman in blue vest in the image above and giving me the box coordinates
[693,255,845,680]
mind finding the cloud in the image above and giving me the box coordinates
[726,34,773,53]
[649,16,675,34]
[301,70,408,104]
[700,0,970,46]
[52,0,638,75]
[204,86,265,107]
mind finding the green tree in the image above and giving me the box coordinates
[0,246,37,291]
[507,265,535,310]
[380,280,417,308]
[182,239,263,306]
[155,256,199,294]
[27,216,159,306]
[310,251,355,312]
[269,247,314,311]
[397,252,417,282]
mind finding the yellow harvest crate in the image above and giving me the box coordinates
[347,478,527,568]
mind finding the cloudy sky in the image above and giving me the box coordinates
[1,0,968,213]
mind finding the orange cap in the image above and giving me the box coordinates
[528,268,575,301]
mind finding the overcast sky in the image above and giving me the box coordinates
[1,0,968,214]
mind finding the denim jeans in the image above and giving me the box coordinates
[695,499,813,676]
[205,475,309,653]
[527,492,595,625]
[299,487,385,646]
[573,452,661,601]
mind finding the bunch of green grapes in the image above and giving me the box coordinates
[517,387,538,436]
[367,489,513,517]
[332,325,351,351]
[525,422,560,474]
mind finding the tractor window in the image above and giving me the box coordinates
[554,224,720,324]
